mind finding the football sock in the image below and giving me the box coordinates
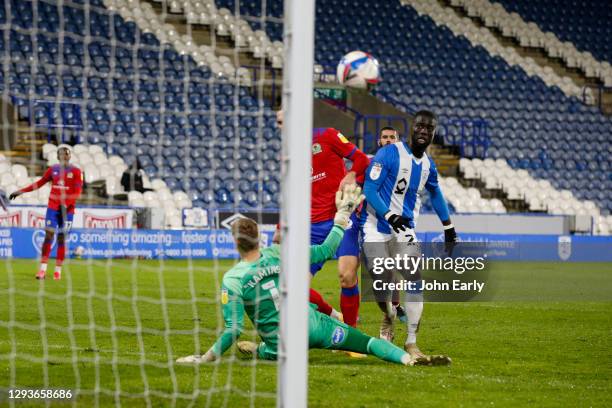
[56,242,65,268]
[309,289,333,316]
[404,292,423,345]
[41,238,52,264]
[340,284,360,327]
[39,263,48,273]
[366,338,406,365]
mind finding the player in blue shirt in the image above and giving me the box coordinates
[362,110,456,363]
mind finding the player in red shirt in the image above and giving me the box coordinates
[277,111,370,328]
[10,145,83,280]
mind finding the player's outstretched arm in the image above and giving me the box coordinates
[9,168,52,199]
[177,285,245,364]
[209,287,245,360]
[309,183,364,265]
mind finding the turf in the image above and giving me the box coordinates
[0,259,611,407]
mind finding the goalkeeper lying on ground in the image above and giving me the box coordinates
[177,184,438,366]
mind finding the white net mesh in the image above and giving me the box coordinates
[0,0,285,405]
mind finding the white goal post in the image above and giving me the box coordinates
[278,0,316,407]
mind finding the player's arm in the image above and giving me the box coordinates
[323,128,370,185]
[363,149,390,217]
[310,225,345,264]
[425,164,457,252]
[310,184,364,264]
[363,148,412,232]
[69,168,83,206]
[343,148,370,185]
[204,285,245,361]
[9,168,52,200]
[73,168,83,199]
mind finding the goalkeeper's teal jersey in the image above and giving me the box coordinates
[211,225,344,356]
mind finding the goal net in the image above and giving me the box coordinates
[0,0,312,406]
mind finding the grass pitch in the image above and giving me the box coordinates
[0,259,611,407]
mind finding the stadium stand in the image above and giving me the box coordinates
[301,0,612,220]
[2,0,610,232]
[107,0,250,80]
[492,0,612,66]
[447,0,612,85]
[3,0,281,220]
[439,175,506,214]
[155,0,284,68]
[214,0,283,42]
[403,0,586,99]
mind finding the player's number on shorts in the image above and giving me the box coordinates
[261,280,281,311]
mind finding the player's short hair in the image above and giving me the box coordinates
[414,110,437,123]
[231,218,260,253]
[379,126,397,135]
[57,144,72,153]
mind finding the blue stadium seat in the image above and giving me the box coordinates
[5,0,609,212]
[493,0,612,63]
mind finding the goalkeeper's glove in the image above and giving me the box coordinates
[384,212,413,234]
[444,224,458,256]
[333,183,365,229]
[9,191,21,200]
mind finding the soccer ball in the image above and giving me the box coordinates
[336,51,381,90]
[74,246,85,258]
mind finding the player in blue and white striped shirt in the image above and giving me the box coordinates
[362,110,456,362]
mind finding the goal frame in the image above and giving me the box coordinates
[278,0,316,407]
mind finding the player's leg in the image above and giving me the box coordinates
[309,287,340,320]
[36,229,55,279]
[53,210,73,280]
[37,208,59,279]
[337,255,359,325]
[309,220,341,320]
[385,238,451,365]
[362,238,397,341]
[391,237,430,360]
[54,233,66,280]
[403,280,425,358]
[337,213,360,327]
[309,309,429,366]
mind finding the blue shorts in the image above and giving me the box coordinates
[45,208,74,232]
[310,213,360,275]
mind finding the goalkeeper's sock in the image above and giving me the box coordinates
[366,338,407,365]
[404,292,424,345]
[309,289,333,316]
[340,284,360,327]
